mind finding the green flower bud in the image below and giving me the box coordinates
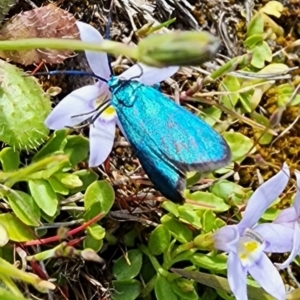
[137,31,221,67]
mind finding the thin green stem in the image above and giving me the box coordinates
[0,39,138,59]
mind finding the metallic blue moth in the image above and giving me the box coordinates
[108,76,232,203]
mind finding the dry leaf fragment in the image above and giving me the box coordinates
[0,4,80,65]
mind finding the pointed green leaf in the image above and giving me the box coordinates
[7,190,40,226]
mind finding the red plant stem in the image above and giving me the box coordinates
[31,61,44,75]
[22,212,104,246]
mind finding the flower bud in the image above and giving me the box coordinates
[137,31,221,67]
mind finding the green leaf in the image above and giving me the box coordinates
[247,13,264,36]
[0,213,35,241]
[260,1,283,18]
[48,177,69,195]
[202,289,217,300]
[155,274,178,300]
[113,249,143,280]
[148,225,171,256]
[33,129,69,162]
[112,279,142,300]
[0,288,30,300]
[0,148,20,171]
[219,75,241,109]
[7,190,40,226]
[184,191,230,212]
[83,235,103,252]
[161,215,193,243]
[210,180,247,206]
[162,201,179,217]
[223,132,255,162]
[0,223,9,246]
[251,41,272,69]
[275,83,300,107]
[0,60,50,150]
[244,34,264,49]
[84,180,115,216]
[202,210,217,232]
[28,179,58,216]
[87,224,106,240]
[140,256,156,283]
[123,230,137,247]
[191,253,227,271]
[171,278,198,300]
[54,173,82,188]
[171,269,275,300]
[251,112,273,145]
[70,169,98,193]
[201,106,222,127]
[64,135,89,166]
[177,207,203,228]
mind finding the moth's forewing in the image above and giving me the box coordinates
[111,79,231,202]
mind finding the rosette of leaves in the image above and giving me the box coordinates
[0,130,113,249]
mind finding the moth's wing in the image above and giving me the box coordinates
[114,82,231,174]
[134,144,186,203]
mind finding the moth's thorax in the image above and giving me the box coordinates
[107,76,120,91]
[109,76,141,107]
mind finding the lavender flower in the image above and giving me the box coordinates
[270,170,300,269]
[45,21,178,167]
[213,163,294,300]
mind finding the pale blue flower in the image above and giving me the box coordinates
[213,163,294,300]
[271,170,300,269]
[45,21,178,167]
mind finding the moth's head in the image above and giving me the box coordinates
[108,76,123,92]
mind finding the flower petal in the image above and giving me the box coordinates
[116,118,128,140]
[276,222,300,269]
[227,252,247,300]
[45,83,101,129]
[248,253,286,300]
[293,170,300,216]
[274,207,297,224]
[239,163,290,230]
[254,223,294,253]
[119,63,178,86]
[88,118,116,167]
[76,21,111,79]
[213,225,239,252]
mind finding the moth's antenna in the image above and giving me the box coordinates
[27,70,108,83]
[90,100,112,124]
[105,0,115,76]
